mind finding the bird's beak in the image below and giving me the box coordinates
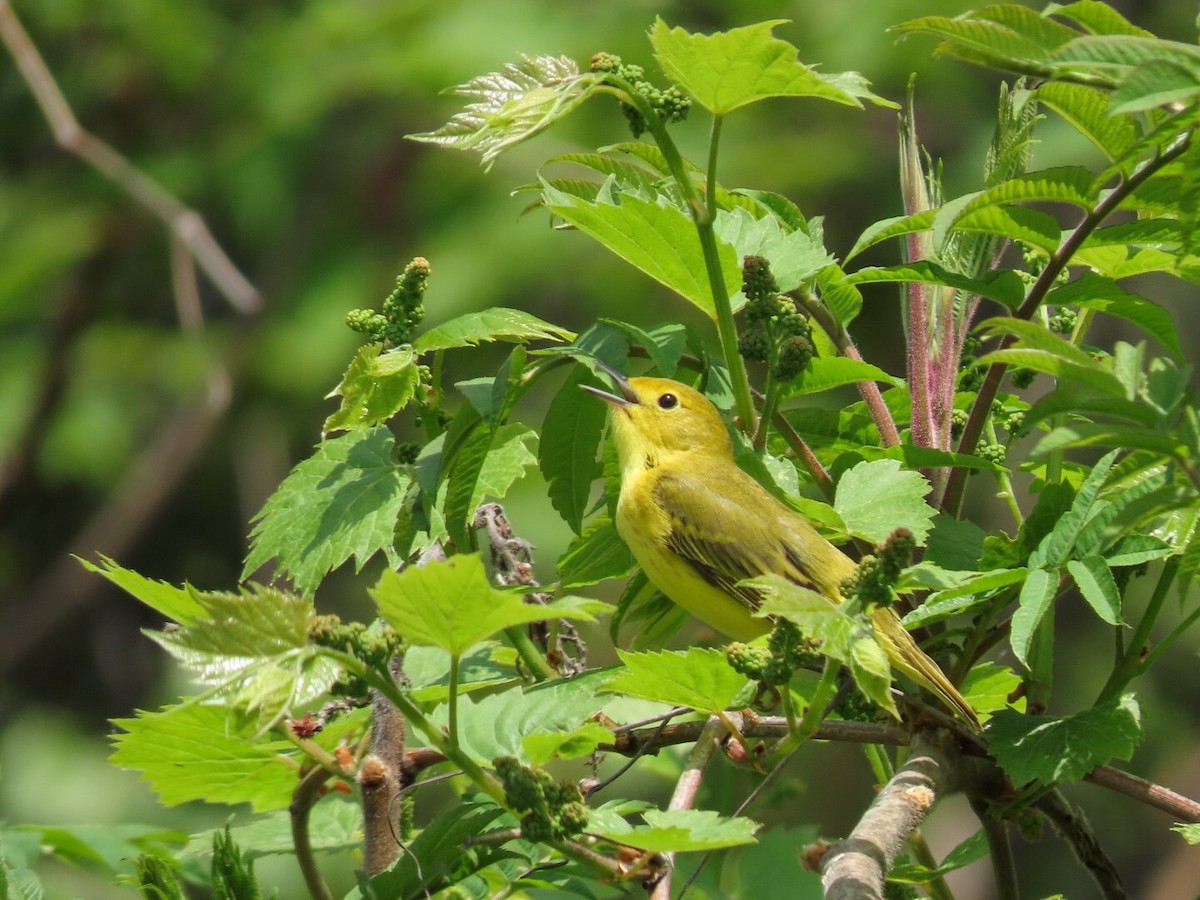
[579,359,639,406]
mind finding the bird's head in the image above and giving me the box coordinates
[581,366,731,464]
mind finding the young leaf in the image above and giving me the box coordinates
[846,263,1026,310]
[556,515,635,588]
[1045,274,1182,358]
[542,183,740,318]
[443,423,537,547]
[713,207,833,292]
[591,808,759,852]
[407,56,600,168]
[147,585,339,729]
[372,554,604,656]
[988,694,1143,785]
[412,308,574,354]
[889,830,989,882]
[110,704,300,812]
[1010,566,1057,668]
[1035,82,1139,161]
[82,555,206,625]
[244,427,412,593]
[1039,449,1119,565]
[649,18,892,115]
[539,369,606,535]
[605,647,751,713]
[323,344,419,434]
[961,662,1025,720]
[1172,823,1200,845]
[835,458,936,544]
[1066,556,1122,624]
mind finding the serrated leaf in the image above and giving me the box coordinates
[1040,449,1119,565]
[605,648,750,713]
[979,348,1126,396]
[592,808,760,852]
[443,423,537,546]
[988,694,1143,785]
[372,554,604,655]
[434,679,607,765]
[244,428,412,592]
[323,344,419,434]
[543,184,740,317]
[889,830,989,882]
[961,662,1025,720]
[1104,534,1174,567]
[847,262,1026,309]
[1035,81,1138,161]
[523,722,613,766]
[82,555,206,624]
[1010,567,1057,668]
[1046,273,1182,358]
[557,515,635,588]
[539,370,606,534]
[1066,556,1122,624]
[110,704,299,812]
[835,458,935,544]
[713,207,833,291]
[407,55,600,168]
[413,308,574,354]
[147,585,338,729]
[650,18,891,115]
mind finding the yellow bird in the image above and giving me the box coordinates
[583,368,979,727]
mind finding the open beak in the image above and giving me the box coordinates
[579,359,639,406]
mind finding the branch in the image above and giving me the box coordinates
[1036,789,1126,900]
[0,0,260,314]
[821,730,958,900]
[291,766,337,900]
[602,716,910,758]
[1085,764,1200,822]
[649,715,730,900]
[941,130,1193,515]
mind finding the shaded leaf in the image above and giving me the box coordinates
[605,648,750,713]
[323,344,419,434]
[413,308,574,354]
[1010,566,1057,667]
[557,515,635,588]
[540,370,606,534]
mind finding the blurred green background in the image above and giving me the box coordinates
[2,1,1197,897]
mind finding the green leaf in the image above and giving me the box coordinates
[110,704,300,812]
[436,680,607,765]
[752,576,897,717]
[889,830,989,882]
[1032,423,1187,457]
[82,555,206,624]
[542,183,740,317]
[649,18,892,115]
[372,554,605,655]
[925,515,986,571]
[1035,82,1138,161]
[405,643,517,703]
[1104,534,1174,567]
[5,824,187,877]
[956,204,1064,257]
[1010,566,1057,668]
[835,458,935,544]
[846,262,1026,309]
[1040,449,1119,565]
[845,210,936,262]
[713,207,833,292]
[323,344,419,434]
[592,808,760,852]
[1050,2,1154,38]
[147,585,338,729]
[523,722,613,766]
[605,648,750,713]
[244,428,412,592]
[539,370,606,534]
[961,662,1025,720]
[357,804,510,898]
[407,56,600,168]
[611,571,689,650]
[978,348,1126,396]
[600,320,688,377]
[443,423,537,546]
[815,262,864,326]
[781,357,902,397]
[413,307,574,354]
[988,694,1143,785]
[1046,273,1182,358]
[1066,556,1122,624]
[1172,822,1200,845]
[184,798,362,860]
[556,515,635,588]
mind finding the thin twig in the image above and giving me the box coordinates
[1036,789,1126,899]
[291,766,337,900]
[0,0,260,314]
[649,716,730,900]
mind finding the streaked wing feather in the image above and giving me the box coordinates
[653,470,819,611]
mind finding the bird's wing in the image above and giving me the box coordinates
[652,468,820,612]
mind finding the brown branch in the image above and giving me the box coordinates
[602,716,910,758]
[649,715,730,900]
[0,0,260,315]
[291,766,337,900]
[821,730,958,900]
[1036,789,1126,900]
[1085,765,1200,823]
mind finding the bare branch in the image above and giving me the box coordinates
[0,0,261,314]
[1036,790,1126,899]
[821,730,958,900]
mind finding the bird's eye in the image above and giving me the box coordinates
[657,393,678,409]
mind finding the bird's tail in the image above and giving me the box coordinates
[872,607,981,728]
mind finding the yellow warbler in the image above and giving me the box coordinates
[583,369,979,727]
